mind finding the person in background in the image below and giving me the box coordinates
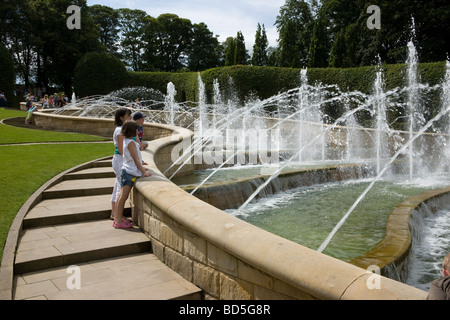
[53,94,58,108]
[25,103,38,124]
[42,94,49,109]
[427,252,450,300]
[132,111,149,151]
[0,92,6,108]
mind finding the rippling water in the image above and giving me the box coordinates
[406,205,450,291]
[225,178,433,261]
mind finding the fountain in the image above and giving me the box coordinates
[169,41,449,290]
[164,82,177,125]
[44,38,449,293]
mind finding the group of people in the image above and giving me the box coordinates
[38,93,68,109]
[110,108,150,229]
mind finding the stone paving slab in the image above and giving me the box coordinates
[23,194,130,228]
[9,157,202,300]
[65,167,115,180]
[42,178,116,199]
[15,220,151,274]
[14,253,201,300]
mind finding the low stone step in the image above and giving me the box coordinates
[91,159,112,168]
[64,167,115,180]
[23,194,131,228]
[42,178,116,199]
[14,253,202,300]
[14,220,151,275]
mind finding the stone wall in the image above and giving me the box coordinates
[33,111,174,141]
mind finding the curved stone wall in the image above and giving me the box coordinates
[31,111,429,299]
[350,187,450,279]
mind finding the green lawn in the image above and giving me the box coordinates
[0,109,114,264]
[0,109,109,144]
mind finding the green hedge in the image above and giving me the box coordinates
[126,62,447,129]
[128,62,446,100]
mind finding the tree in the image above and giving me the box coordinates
[0,42,16,103]
[35,0,100,93]
[0,0,36,89]
[252,23,269,66]
[117,8,148,71]
[308,13,329,68]
[234,31,248,65]
[143,14,193,72]
[188,23,221,71]
[224,37,236,66]
[275,0,314,68]
[88,5,120,53]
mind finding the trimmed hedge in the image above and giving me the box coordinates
[74,52,128,97]
[126,62,448,129]
[127,62,446,100]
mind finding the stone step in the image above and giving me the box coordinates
[14,253,201,300]
[64,167,116,180]
[14,220,151,275]
[23,194,131,228]
[42,178,116,199]
[91,159,112,168]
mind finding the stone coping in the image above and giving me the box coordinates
[350,186,450,273]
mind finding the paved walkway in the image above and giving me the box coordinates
[10,158,201,300]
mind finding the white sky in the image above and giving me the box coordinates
[86,0,285,50]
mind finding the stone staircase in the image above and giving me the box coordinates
[12,159,201,300]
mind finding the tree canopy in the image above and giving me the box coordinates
[0,0,448,97]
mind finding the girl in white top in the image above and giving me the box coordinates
[114,120,151,229]
[111,108,132,220]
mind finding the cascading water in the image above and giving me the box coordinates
[406,38,421,180]
[443,61,450,169]
[373,64,389,175]
[196,73,208,141]
[298,69,308,162]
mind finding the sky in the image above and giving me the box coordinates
[86,0,285,50]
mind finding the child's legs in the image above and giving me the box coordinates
[111,155,123,216]
[115,185,131,223]
[110,180,120,217]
